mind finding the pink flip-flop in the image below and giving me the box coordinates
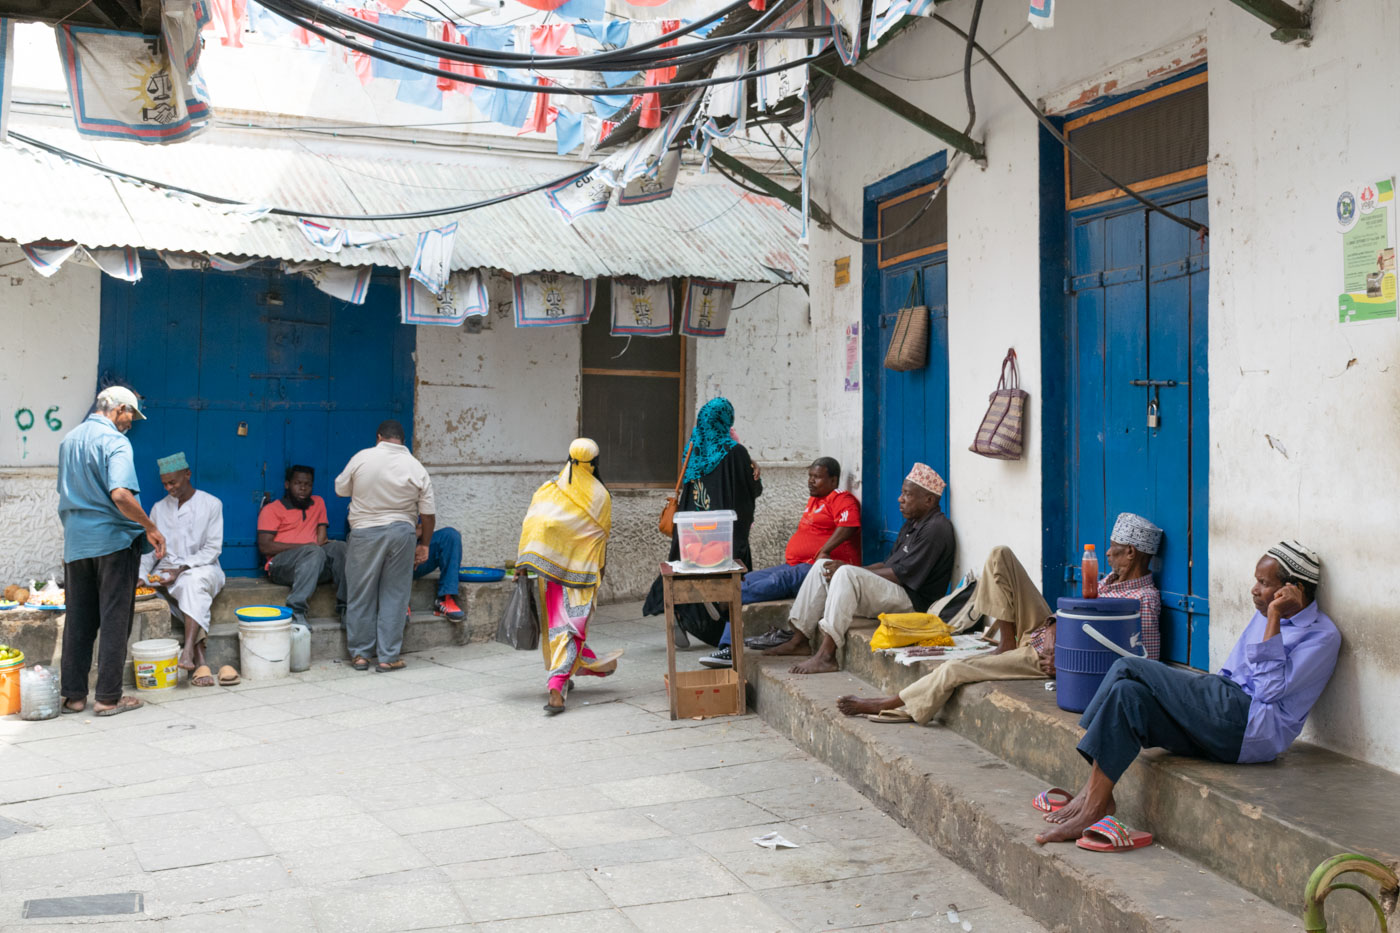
[1076,816,1154,852]
[1032,787,1074,813]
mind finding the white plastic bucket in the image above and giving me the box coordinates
[131,638,180,692]
[289,623,311,673]
[238,618,291,681]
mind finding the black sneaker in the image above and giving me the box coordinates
[745,628,794,650]
[699,646,733,669]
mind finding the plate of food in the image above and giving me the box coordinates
[0,599,17,611]
[135,585,159,600]
[26,591,66,611]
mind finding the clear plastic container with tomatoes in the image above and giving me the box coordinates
[674,510,738,570]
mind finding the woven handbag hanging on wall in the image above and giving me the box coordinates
[969,348,1029,460]
[882,274,929,372]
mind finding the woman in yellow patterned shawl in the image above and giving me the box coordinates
[516,438,622,715]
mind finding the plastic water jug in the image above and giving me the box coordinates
[1054,596,1142,713]
[290,623,311,673]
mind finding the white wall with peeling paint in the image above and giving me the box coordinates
[806,0,1400,770]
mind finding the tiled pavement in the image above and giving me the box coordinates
[0,602,1046,932]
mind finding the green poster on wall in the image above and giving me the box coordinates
[1337,179,1397,324]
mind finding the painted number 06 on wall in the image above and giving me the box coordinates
[13,406,62,459]
[14,407,62,432]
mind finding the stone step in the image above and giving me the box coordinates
[1,600,172,689]
[190,577,513,669]
[834,626,1400,931]
[748,653,1300,933]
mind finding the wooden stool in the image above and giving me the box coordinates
[660,560,747,721]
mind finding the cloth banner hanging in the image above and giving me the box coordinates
[20,241,79,277]
[869,0,936,48]
[0,19,14,141]
[681,279,736,337]
[824,0,861,64]
[287,262,372,304]
[756,4,810,110]
[297,219,402,253]
[513,0,605,19]
[596,88,701,189]
[618,150,680,205]
[611,277,674,336]
[487,269,515,321]
[157,250,205,270]
[513,273,594,326]
[83,247,142,282]
[410,222,458,295]
[207,255,261,271]
[1028,0,1054,28]
[401,269,488,325]
[55,5,212,144]
[545,167,613,223]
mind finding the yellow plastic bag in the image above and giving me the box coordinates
[869,612,954,651]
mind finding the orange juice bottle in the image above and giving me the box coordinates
[1081,544,1099,599]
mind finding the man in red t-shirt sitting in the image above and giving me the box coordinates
[256,465,348,626]
[701,457,860,668]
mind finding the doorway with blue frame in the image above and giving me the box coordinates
[96,258,415,575]
[1043,69,1210,668]
[861,154,951,564]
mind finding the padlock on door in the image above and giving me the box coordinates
[1146,398,1161,429]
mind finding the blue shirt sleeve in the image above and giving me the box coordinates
[105,436,140,495]
[1253,623,1340,713]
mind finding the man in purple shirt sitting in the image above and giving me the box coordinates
[1036,540,1340,848]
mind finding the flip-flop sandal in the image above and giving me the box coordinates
[190,665,216,687]
[217,666,240,686]
[864,708,915,723]
[351,656,370,672]
[95,698,144,718]
[60,700,85,715]
[376,661,406,673]
[1076,816,1154,852]
[543,701,566,715]
[1032,787,1075,813]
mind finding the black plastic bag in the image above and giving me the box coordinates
[496,576,540,651]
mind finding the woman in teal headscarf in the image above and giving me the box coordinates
[642,398,764,646]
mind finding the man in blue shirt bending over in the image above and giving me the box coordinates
[1036,541,1340,850]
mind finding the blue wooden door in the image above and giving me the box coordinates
[98,263,415,574]
[866,257,950,557]
[1067,185,1209,667]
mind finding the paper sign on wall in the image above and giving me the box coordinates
[1336,179,1397,324]
[844,322,860,392]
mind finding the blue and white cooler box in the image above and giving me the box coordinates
[1054,597,1143,713]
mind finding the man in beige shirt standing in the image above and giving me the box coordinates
[335,420,436,672]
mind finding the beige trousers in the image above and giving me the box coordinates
[971,546,1053,646]
[790,561,913,649]
[898,644,1044,724]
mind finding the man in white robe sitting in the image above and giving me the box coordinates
[140,452,227,686]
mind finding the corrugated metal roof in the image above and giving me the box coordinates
[0,124,806,284]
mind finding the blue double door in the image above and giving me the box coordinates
[97,262,415,574]
[1066,185,1210,667]
[865,258,950,558]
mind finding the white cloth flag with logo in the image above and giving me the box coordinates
[288,262,372,305]
[513,273,594,327]
[681,279,736,338]
[410,222,457,295]
[611,277,673,336]
[401,269,488,326]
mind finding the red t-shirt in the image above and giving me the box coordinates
[257,496,328,567]
[784,490,861,565]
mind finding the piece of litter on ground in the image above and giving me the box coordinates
[962,922,972,932]
[752,832,800,849]
[947,909,960,923]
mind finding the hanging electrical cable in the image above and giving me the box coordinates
[810,0,984,246]
[7,131,590,221]
[257,0,805,73]
[264,4,829,98]
[930,11,1207,235]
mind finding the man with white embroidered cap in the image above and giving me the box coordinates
[836,511,1162,722]
[1037,540,1340,848]
[767,462,955,675]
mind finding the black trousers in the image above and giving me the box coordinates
[62,539,142,705]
